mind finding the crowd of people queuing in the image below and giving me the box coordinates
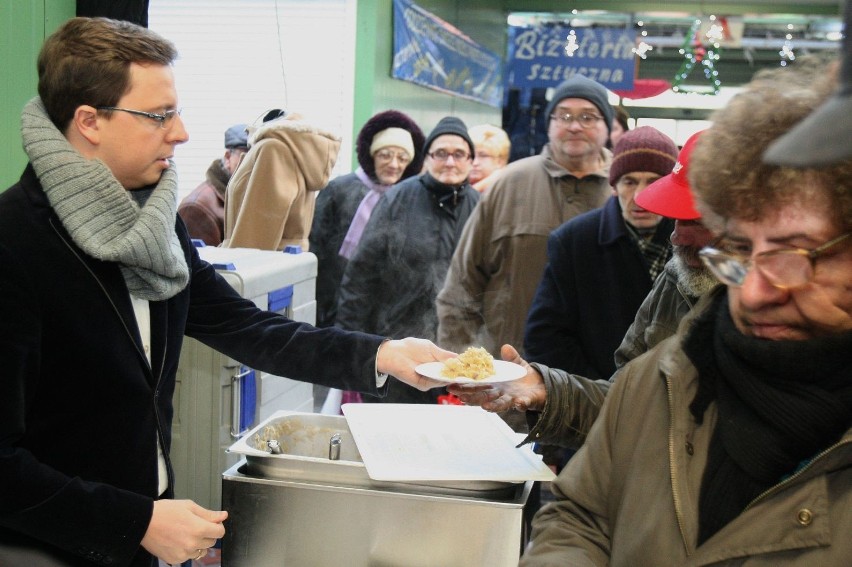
[1,6,850,566]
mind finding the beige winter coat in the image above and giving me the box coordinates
[222,115,341,251]
[436,144,611,356]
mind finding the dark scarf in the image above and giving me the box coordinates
[422,172,469,211]
[625,219,672,282]
[683,291,852,544]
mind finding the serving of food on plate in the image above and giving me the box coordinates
[416,347,526,384]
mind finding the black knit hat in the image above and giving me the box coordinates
[545,75,614,133]
[424,116,475,157]
[356,110,425,183]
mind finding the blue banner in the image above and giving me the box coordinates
[507,26,635,91]
[392,0,503,107]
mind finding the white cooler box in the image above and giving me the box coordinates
[171,245,317,509]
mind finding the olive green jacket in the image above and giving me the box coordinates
[521,297,852,566]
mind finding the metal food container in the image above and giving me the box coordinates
[222,411,532,566]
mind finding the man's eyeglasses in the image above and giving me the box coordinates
[95,106,182,129]
[428,149,470,162]
[698,232,851,289]
[374,149,412,166]
[550,113,602,129]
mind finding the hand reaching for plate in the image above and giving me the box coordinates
[446,344,546,413]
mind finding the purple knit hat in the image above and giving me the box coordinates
[608,126,678,186]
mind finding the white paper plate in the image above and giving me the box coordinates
[415,360,526,384]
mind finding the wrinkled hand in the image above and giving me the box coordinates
[377,337,456,391]
[447,344,546,413]
[141,499,227,565]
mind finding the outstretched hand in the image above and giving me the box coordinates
[377,337,457,391]
[447,344,546,413]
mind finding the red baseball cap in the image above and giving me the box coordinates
[634,131,704,220]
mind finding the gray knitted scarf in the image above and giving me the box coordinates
[21,97,189,301]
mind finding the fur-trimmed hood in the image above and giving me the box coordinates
[356,110,425,184]
[246,113,342,192]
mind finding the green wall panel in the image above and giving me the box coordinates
[0,0,74,191]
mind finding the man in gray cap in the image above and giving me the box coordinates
[177,123,248,245]
[763,0,851,166]
[437,75,614,364]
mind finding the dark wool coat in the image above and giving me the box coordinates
[309,172,369,328]
[310,110,425,328]
[0,166,387,567]
[336,173,479,403]
[524,196,674,380]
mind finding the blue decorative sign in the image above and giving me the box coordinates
[507,25,636,91]
[392,0,503,107]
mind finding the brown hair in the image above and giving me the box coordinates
[37,17,177,131]
[614,105,630,133]
[690,59,852,233]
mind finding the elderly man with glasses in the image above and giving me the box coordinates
[516,60,852,565]
[437,76,614,375]
[336,116,480,404]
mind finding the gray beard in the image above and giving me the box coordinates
[672,247,719,297]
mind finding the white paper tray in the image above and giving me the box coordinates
[342,403,555,482]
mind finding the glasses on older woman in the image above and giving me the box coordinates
[698,232,851,289]
[374,149,412,166]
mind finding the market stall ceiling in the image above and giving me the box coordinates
[502,1,845,17]
[501,0,845,87]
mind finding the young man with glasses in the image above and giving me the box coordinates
[437,75,614,371]
[0,18,451,567]
[336,116,479,404]
[518,61,852,565]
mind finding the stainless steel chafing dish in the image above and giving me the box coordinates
[221,410,533,567]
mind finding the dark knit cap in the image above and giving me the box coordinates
[608,126,678,186]
[424,116,475,157]
[224,124,249,149]
[545,75,614,133]
[356,110,425,182]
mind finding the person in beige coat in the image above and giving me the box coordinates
[222,110,340,251]
[520,61,852,566]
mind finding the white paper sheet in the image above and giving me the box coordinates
[342,404,555,482]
